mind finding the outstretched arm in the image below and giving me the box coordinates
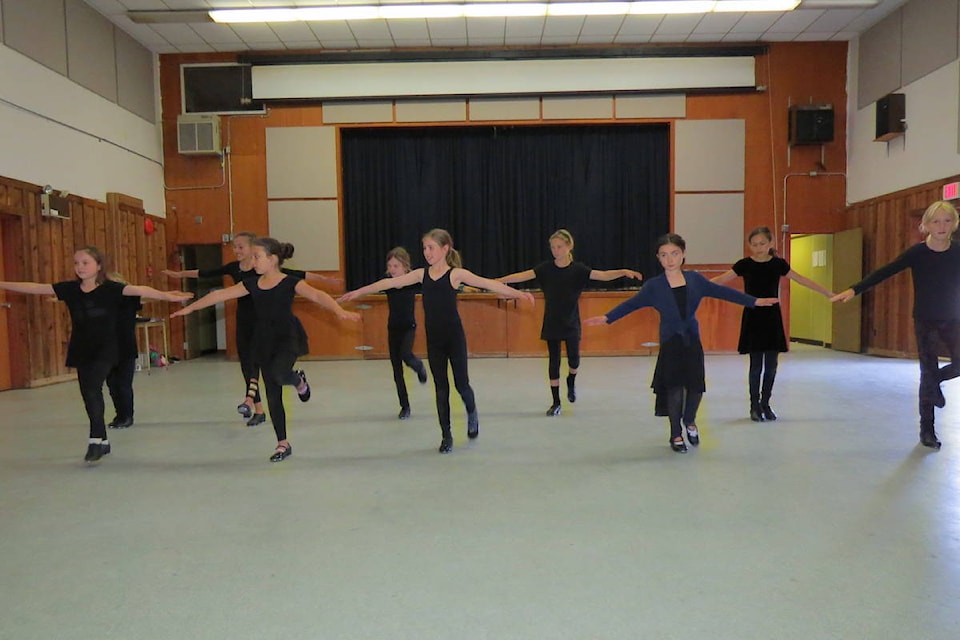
[497,269,536,284]
[339,270,423,303]
[711,269,737,284]
[455,270,535,305]
[123,284,194,303]
[295,280,361,322]
[831,289,856,303]
[786,270,834,298]
[161,269,199,280]
[171,283,248,317]
[589,268,642,282]
[0,281,55,296]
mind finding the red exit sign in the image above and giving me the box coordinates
[944,182,960,200]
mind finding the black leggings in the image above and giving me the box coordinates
[76,359,114,440]
[747,351,779,406]
[916,320,960,432]
[106,356,137,420]
[427,329,476,431]
[546,338,581,382]
[666,386,703,441]
[260,350,300,442]
[236,323,262,404]
[388,326,424,409]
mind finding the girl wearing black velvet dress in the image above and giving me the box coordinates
[0,246,192,463]
[164,231,339,427]
[712,226,834,422]
[173,238,360,463]
[498,229,641,416]
[341,229,534,453]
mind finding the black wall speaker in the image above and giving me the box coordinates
[788,104,834,145]
[875,93,906,141]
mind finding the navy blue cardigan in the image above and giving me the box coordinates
[604,270,758,344]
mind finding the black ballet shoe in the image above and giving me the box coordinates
[398,406,411,420]
[685,426,700,446]
[101,442,111,456]
[246,413,266,427]
[417,367,428,385]
[107,416,120,429]
[438,434,453,454]
[750,406,764,422]
[296,370,311,402]
[467,411,479,439]
[112,417,133,429]
[670,439,688,454]
[237,403,253,419]
[920,432,942,450]
[567,387,577,403]
[761,405,778,421]
[269,443,292,462]
[546,403,561,417]
[84,443,104,463]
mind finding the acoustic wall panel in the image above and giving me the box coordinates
[322,101,393,124]
[396,99,467,122]
[857,9,902,110]
[616,94,686,119]
[469,97,540,121]
[116,29,156,123]
[66,0,117,103]
[674,193,744,265]
[674,119,745,192]
[542,96,614,120]
[901,0,958,87]
[266,126,338,199]
[268,200,340,272]
[1,0,68,75]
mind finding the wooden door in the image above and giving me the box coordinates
[831,227,863,353]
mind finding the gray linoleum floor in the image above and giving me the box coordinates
[1,344,958,640]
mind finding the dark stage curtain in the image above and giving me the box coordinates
[341,124,669,290]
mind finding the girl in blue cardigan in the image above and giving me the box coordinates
[585,234,778,453]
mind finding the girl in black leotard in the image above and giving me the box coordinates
[498,229,641,417]
[383,247,428,420]
[164,232,339,427]
[0,246,192,463]
[341,229,534,453]
[173,238,360,462]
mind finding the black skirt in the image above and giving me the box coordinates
[737,305,788,354]
[652,334,705,417]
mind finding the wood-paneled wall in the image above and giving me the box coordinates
[158,42,849,360]
[844,177,955,358]
[0,176,169,388]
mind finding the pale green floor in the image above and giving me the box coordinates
[1,345,958,640]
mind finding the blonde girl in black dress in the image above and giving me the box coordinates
[712,226,834,422]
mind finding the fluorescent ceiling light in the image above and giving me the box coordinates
[209,1,804,24]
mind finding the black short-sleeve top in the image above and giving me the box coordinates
[533,260,593,340]
[200,261,306,326]
[732,257,791,298]
[53,279,126,367]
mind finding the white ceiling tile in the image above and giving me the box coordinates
[649,34,686,43]
[119,22,175,43]
[614,33,653,43]
[543,16,585,37]
[830,31,859,41]
[283,40,323,49]
[467,37,506,46]
[246,41,288,50]
[118,0,169,9]
[190,23,244,43]
[179,42,215,53]
[231,24,282,43]
[347,20,393,38]
[656,14,703,35]
[85,0,128,15]
[162,0,211,9]
[269,22,318,40]
[767,9,824,32]
[723,32,762,42]
[730,13,781,32]
[761,31,798,41]
[317,39,359,49]
[806,8,867,32]
[211,43,251,52]
[618,15,664,36]
[354,39,397,48]
[685,33,726,42]
[428,18,468,38]
[307,22,355,38]
[386,19,429,40]
[694,13,742,33]
[393,38,434,47]
[503,36,544,45]
[580,15,624,36]
[466,17,505,38]
[504,16,545,37]
[153,44,183,54]
[793,32,838,41]
[577,34,616,44]
[428,37,471,46]
[151,23,207,43]
[541,35,576,44]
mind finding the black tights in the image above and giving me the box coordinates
[106,356,136,421]
[427,330,476,432]
[260,350,300,442]
[748,351,779,408]
[236,324,262,404]
[389,327,425,409]
[666,386,702,441]
[916,320,960,433]
[546,338,581,382]
[76,360,114,440]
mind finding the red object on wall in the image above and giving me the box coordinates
[144,218,155,235]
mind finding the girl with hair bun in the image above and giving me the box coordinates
[173,237,361,462]
[341,229,535,454]
[498,228,642,416]
[712,226,834,422]
[163,231,340,427]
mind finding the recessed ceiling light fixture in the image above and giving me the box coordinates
[207,1,805,24]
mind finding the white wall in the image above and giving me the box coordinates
[847,37,960,204]
[0,44,165,214]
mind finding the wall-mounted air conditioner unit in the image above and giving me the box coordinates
[176,114,222,155]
